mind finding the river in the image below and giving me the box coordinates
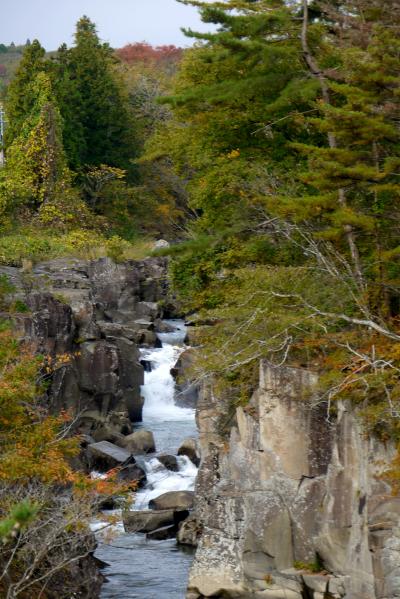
[95,320,197,599]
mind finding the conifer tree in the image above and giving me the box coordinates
[56,16,136,173]
[4,40,47,147]
[290,9,400,315]
[51,43,87,170]
[162,0,313,232]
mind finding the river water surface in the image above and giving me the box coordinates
[95,320,197,599]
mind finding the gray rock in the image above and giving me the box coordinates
[117,463,146,487]
[4,256,170,430]
[177,438,200,467]
[187,362,400,599]
[153,239,170,250]
[117,430,155,455]
[172,349,200,408]
[149,491,194,511]
[177,515,201,547]
[87,441,133,472]
[136,301,160,321]
[157,454,179,472]
[123,510,175,533]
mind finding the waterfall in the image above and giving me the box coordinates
[96,319,198,598]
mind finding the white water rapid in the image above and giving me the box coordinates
[96,319,198,598]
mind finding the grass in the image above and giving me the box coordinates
[0,229,156,267]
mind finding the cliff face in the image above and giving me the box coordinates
[2,256,169,438]
[188,362,400,599]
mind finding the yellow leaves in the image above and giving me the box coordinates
[227,148,240,159]
[43,352,73,374]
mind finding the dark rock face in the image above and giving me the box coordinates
[1,257,169,434]
[187,362,400,599]
[117,463,146,487]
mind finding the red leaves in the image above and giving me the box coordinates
[116,43,182,65]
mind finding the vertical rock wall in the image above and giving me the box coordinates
[188,362,400,599]
[2,256,169,438]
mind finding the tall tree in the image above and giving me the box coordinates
[56,16,136,173]
[4,40,47,147]
[2,72,69,211]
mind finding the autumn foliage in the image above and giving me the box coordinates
[117,42,182,66]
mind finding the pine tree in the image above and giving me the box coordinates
[290,14,400,315]
[161,0,314,232]
[4,40,47,147]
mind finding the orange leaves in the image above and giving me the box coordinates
[0,331,82,485]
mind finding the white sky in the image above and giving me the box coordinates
[0,0,213,50]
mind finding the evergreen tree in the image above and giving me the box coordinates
[161,0,313,232]
[291,22,400,315]
[4,40,47,147]
[51,43,87,170]
[56,16,136,173]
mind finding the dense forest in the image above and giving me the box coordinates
[0,0,400,596]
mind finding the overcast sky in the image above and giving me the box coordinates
[0,0,213,50]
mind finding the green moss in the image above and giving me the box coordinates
[294,555,324,573]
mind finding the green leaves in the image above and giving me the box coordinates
[0,501,39,543]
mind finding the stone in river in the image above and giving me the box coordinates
[87,441,133,472]
[123,509,175,533]
[157,454,179,472]
[116,430,156,455]
[177,438,200,467]
[117,463,146,487]
[149,491,194,511]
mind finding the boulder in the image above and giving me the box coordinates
[177,438,200,467]
[177,515,202,547]
[154,319,175,333]
[117,430,156,455]
[87,441,133,472]
[92,427,125,445]
[153,239,170,250]
[123,510,175,533]
[117,463,146,487]
[157,454,179,472]
[149,491,195,511]
[140,359,152,372]
[136,329,159,347]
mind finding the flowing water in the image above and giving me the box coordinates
[95,320,197,599]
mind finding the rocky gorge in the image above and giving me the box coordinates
[0,255,199,596]
[2,256,400,598]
